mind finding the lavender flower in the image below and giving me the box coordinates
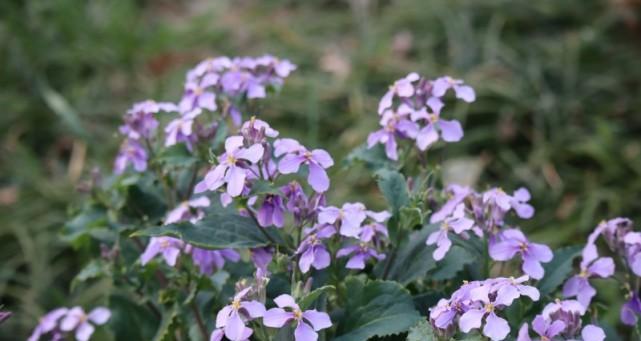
[263,294,332,341]
[179,76,218,112]
[165,196,211,225]
[426,204,475,261]
[140,237,185,267]
[190,248,240,275]
[378,72,420,114]
[336,242,385,269]
[490,228,553,279]
[0,310,10,325]
[431,76,476,103]
[296,225,335,273]
[623,231,641,276]
[318,202,367,237]
[255,194,286,228]
[215,288,266,341]
[621,292,641,326]
[516,316,566,341]
[411,110,463,150]
[59,307,111,341]
[251,247,273,274]
[367,109,418,160]
[275,139,334,193]
[241,117,279,144]
[430,184,473,223]
[28,308,69,341]
[562,253,614,308]
[194,136,264,197]
[119,100,176,140]
[114,139,147,174]
[518,299,606,341]
[164,109,200,149]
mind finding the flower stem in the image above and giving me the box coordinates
[190,301,208,340]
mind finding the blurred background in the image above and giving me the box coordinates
[1,0,641,338]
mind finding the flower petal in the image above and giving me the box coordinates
[302,310,332,331]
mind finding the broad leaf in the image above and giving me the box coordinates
[299,285,335,310]
[153,305,180,341]
[375,224,437,284]
[109,293,158,340]
[156,144,197,166]
[334,277,422,341]
[406,319,437,341]
[132,208,279,249]
[429,245,475,281]
[71,260,107,291]
[376,169,409,213]
[344,143,392,171]
[537,245,582,295]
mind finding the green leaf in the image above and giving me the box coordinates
[61,205,109,245]
[375,224,437,284]
[153,305,180,341]
[344,143,392,171]
[299,285,335,310]
[122,183,167,221]
[334,277,422,341]
[38,81,87,139]
[109,293,159,340]
[156,144,197,166]
[406,319,437,341]
[71,260,106,291]
[376,169,409,213]
[429,245,475,281]
[250,180,280,196]
[132,208,279,249]
[400,207,423,229]
[538,245,582,295]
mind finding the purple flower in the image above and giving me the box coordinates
[140,237,185,267]
[275,139,334,193]
[119,100,176,140]
[296,225,335,273]
[28,308,68,341]
[426,204,475,261]
[165,196,211,225]
[510,188,535,219]
[187,57,232,81]
[516,315,566,341]
[281,181,325,225]
[251,247,273,274]
[411,110,464,150]
[194,136,264,197]
[241,117,279,144]
[0,310,10,325]
[263,294,332,341]
[431,76,476,103]
[114,139,147,174]
[255,194,286,228]
[458,277,539,341]
[179,77,218,112]
[164,109,200,149]
[621,292,641,326]
[336,242,385,269]
[215,288,266,341]
[430,184,473,223]
[623,231,641,276]
[367,109,419,160]
[562,254,614,308]
[489,229,553,279]
[59,307,111,341]
[190,248,240,275]
[378,73,419,114]
[318,202,367,237]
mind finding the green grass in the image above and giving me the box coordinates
[1,0,641,337]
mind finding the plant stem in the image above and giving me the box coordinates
[190,301,208,340]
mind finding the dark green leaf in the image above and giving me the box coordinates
[344,143,392,171]
[132,208,280,249]
[538,245,582,295]
[375,224,437,284]
[299,285,335,310]
[109,293,158,340]
[71,260,106,291]
[61,205,109,244]
[429,245,475,281]
[153,305,180,341]
[406,319,437,341]
[400,207,423,229]
[123,183,167,221]
[250,180,280,196]
[376,169,409,213]
[156,144,198,166]
[334,277,422,341]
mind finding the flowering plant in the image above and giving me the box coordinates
[33,55,637,340]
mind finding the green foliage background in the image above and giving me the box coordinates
[1,0,640,338]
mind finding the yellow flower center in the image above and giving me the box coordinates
[293,309,303,320]
[231,299,241,310]
[227,154,237,164]
[484,303,494,313]
[194,86,204,96]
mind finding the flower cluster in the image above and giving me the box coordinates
[429,276,539,340]
[210,289,332,341]
[29,306,110,341]
[517,299,605,341]
[426,185,550,278]
[368,74,475,160]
